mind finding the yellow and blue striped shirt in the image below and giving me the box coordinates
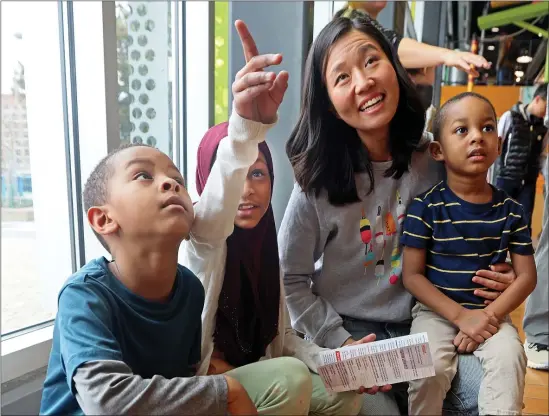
[401,181,533,309]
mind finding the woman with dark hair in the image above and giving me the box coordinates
[181,20,373,415]
[279,12,517,415]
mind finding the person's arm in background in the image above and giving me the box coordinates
[338,7,490,76]
[397,38,490,75]
[278,185,352,350]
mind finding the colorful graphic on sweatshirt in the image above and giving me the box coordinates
[364,242,374,267]
[375,246,385,281]
[361,197,405,285]
[385,211,397,236]
[388,190,405,284]
[374,206,385,247]
[389,238,402,285]
[360,208,372,244]
[396,190,405,225]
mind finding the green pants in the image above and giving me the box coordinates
[226,357,362,415]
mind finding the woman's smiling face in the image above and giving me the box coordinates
[324,30,400,136]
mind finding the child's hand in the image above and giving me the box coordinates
[453,330,480,353]
[232,20,288,124]
[442,50,491,77]
[225,375,258,415]
[455,308,499,343]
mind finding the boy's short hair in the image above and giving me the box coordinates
[432,92,497,142]
[83,143,150,253]
[533,83,547,101]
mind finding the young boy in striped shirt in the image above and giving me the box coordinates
[401,92,537,415]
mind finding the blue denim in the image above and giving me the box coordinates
[343,316,481,415]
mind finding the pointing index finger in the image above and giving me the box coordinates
[235,20,259,63]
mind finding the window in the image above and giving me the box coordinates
[1,0,214,389]
[1,2,72,338]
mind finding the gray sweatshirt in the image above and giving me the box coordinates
[279,134,443,349]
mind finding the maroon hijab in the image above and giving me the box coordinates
[196,122,280,367]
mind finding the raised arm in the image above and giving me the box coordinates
[279,185,352,350]
[191,20,288,245]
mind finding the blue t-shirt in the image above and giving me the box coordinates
[40,257,204,415]
[401,181,533,309]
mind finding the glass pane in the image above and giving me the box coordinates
[1,2,72,335]
[116,1,173,158]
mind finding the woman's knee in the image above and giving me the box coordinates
[310,390,362,416]
[269,357,313,408]
[331,392,362,416]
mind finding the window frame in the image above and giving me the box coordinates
[1,0,205,387]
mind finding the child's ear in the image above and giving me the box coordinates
[497,136,503,155]
[429,141,445,162]
[87,206,119,238]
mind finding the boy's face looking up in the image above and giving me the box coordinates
[88,146,194,251]
[430,96,501,178]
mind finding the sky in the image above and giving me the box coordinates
[1,2,26,95]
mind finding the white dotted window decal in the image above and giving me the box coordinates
[123,2,170,151]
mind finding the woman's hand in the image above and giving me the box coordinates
[473,263,517,305]
[207,357,235,375]
[347,334,393,395]
[232,20,289,124]
[442,50,491,77]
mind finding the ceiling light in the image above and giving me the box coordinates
[516,77,521,83]
[515,70,524,77]
[491,27,500,33]
[539,33,543,37]
[517,55,533,64]
[488,45,495,51]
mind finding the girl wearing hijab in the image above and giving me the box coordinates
[180,20,381,416]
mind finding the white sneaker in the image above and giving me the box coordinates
[524,341,549,370]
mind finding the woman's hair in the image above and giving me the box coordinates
[286,10,426,206]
